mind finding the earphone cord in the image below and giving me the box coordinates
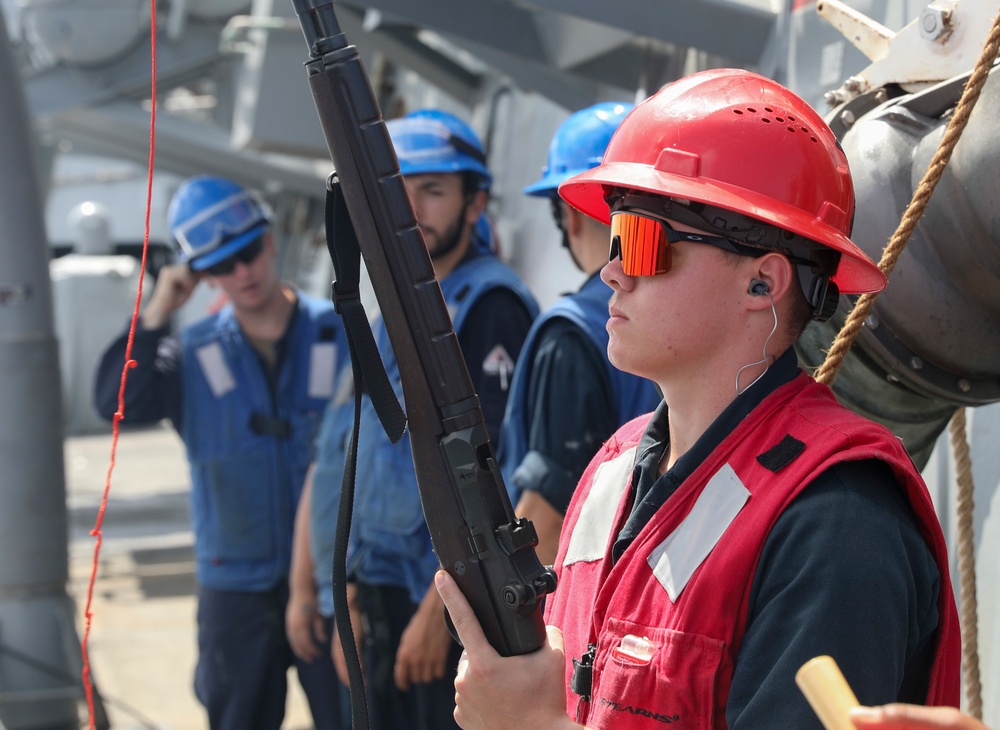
[736,291,778,395]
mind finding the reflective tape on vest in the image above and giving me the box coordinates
[195,342,236,398]
[308,342,337,399]
[647,463,750,601]
[563,447,636,566]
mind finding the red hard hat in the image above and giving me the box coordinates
[558,68,885,295]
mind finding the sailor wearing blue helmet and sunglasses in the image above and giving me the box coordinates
[94,175,351,730]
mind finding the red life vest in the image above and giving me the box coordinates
[545,374,960,729]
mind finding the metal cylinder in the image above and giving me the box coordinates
[0,9,81,729]
[801,69,1000,468]
[839,68,1000,406]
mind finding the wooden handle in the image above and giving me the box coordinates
[795,655,861,730]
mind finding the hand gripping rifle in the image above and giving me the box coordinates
[289,0,556,698]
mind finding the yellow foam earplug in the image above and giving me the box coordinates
[795,655,861,730]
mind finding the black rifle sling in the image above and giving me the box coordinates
[324,178,407,730]
[325,177,406,442]
[334,341,369,730]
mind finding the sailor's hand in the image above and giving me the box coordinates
[851,705,990,730]
[141,263,200,329]
[395,583,452,690]
[434,570,579,730]
[285,589,325,663]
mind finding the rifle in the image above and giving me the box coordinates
[290,0,556,661]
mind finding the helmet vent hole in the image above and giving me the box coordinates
[810,136,819,143]
[733,109,744,115]
[764,107,773,112]
[787,126,796,132]
[787,114,797,121]
[775,116,785,122]
[747,107,757,113]
[762,118,771,124]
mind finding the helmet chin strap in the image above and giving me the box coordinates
[550,195,583,270]
[564,236,583,271]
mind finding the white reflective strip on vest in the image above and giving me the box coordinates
[648,463,750,602]
[195,342,236,398]
[308,342,336,399]
[563,446,637,566]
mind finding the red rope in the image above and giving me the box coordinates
[80,0,157,725]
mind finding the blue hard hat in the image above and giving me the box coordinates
[167,175,270,271]
[524,101,634,198]
[387,109,492,189]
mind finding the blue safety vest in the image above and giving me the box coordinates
[498,273,661,504]
[313,253,538,606]
[181,293,348,591]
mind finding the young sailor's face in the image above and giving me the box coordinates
[209,235,281,312]
[601,220,748,386]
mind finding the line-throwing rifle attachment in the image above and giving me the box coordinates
[289,0,556,667]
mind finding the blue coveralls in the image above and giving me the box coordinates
[95,293,351,730]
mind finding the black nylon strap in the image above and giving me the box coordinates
[324,176,407,730]
[332,330,368,730]
[324,177,406,443]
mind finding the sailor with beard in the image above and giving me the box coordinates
[287,110,538,730]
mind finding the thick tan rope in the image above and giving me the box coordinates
[814,7,1000,385]
[950,408,983,720]
[812,6,1000,719]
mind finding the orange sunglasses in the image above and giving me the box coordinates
[609,210,767,276]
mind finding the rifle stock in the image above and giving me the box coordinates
[290,0,556,656]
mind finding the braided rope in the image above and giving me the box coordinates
[950,408,983,720]
[812,7,1000,718]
